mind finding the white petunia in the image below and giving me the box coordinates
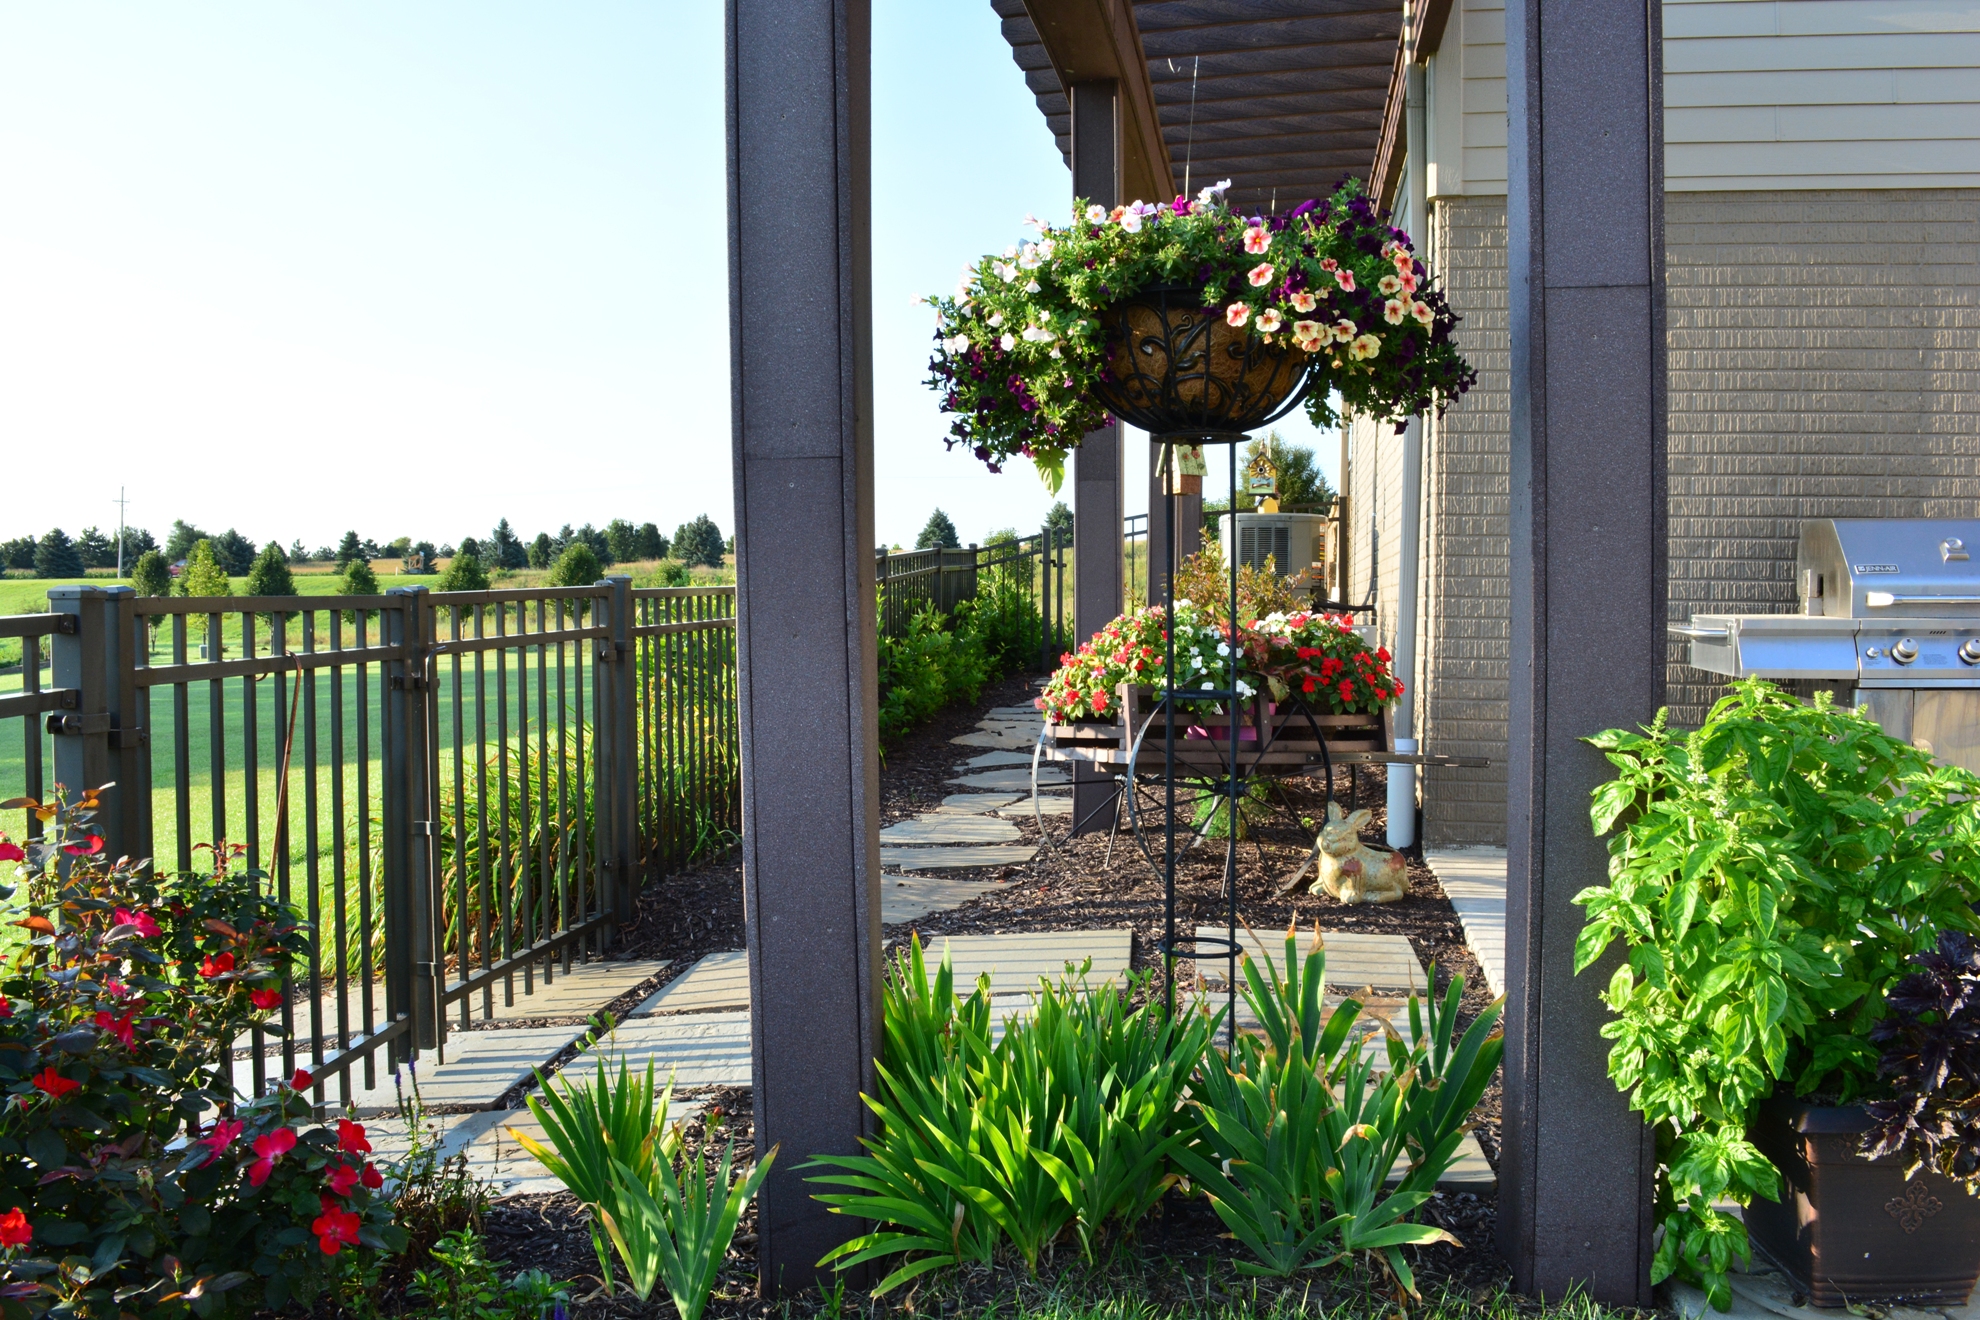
[1000,333,1017,351]
[1026,280,1041,294]
[988,312,1004,327]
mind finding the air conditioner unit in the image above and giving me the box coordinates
[1218,513,1332,582]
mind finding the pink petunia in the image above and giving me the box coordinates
[1246,262,1275,288]
[1225,302,1251,328]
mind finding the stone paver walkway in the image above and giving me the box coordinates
[955,750,1034,770]
[883,843,1039,871]
[1422,847,1507,997]
[880,813,1023,844]
[949,767,1065,792]
[305,959,668,1034]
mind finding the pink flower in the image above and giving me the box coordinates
[1289,290,1317,313]
[200,1119,243,1163]
[1333,268,1356,293]
[1225,302,1251,328]
[1412,301,1434,326]
[93,1009,137,1047]
[112,908,161,939]
[1395,251,1414,273]
[0,842,23,863]
[1378,274,1401,296]
[1246,262,1275,288]
[1400,271,1418,294]
[1384,299,1407,325]
[1319,258,1338,272]
[249,1128,298,1187]
[1332,319,1358,343]
[1256,308,1284,334]
[1242,225,1270,255]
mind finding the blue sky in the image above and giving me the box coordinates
[0,3,1339,553]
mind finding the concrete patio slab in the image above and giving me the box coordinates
[882,843,1039,871]
[1194,926,1427,993]
[895,929,1133,995]
[948,768,1066,792]
[575,1011,753,1089]
[1424,847,1507,998]
[879,813,1023,844]
[632,951,748,1016]
[882,875,992,923]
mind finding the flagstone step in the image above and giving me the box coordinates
[948,767,1066,792]
[882,843,1039,871]
[1001,795,1072,817]
[940,792,1021,813]
[954,750,1034,770]
[1194,926,1428,994]
[883,875,995,923]
[879,813,1024,844]
[949,730,1038,749]
[576,1011,754,1089]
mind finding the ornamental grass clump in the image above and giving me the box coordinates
[1575,679,1980,1310]
[925,179,1476,488]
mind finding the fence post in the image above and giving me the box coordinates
[382,587,438,1056]
[1038,528,1053,673]
[599,575,637,935]
[46,586,142,858]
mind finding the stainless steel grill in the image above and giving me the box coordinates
[1680,518,1980,773]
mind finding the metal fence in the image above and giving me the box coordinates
[877,530,1071,669]
[0,579,736,1109]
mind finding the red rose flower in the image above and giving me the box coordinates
[198,952,235,979]
[112,907,162,939]
[31,1068,79,1099]
[360,1162,383,1190]
[93,1009,138,1047]
[200,1119,243,1162]
[249,1127,298,1186]
[311,1198,362,1255]
[0,1207,29,1248]
[0,842,23,863]
[291,1068,314,1091]
[327,1162,360,1197]
[338,1119,371,1154]
[250,989,283,1010]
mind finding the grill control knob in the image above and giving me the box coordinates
[1961,639,1980,666]
[1893,637,1920,665]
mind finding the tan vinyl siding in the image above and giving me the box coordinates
[1419,195,1512,846]
[1663,187,1980,725]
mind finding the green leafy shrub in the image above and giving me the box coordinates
[547,543,600,589]
[243,544,295,600]
[1574,679,1980,1310]
[951,558,1043,677]
[0,791,404,1317]
[130,551,172,599]
[406,1228,566,1320]
[435,551,490,594]
[877,608,991,741]
[178,540,231,598]
[808,938,1215,1292]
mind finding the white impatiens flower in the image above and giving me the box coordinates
[1004,245,1019,259]
[1201,680,1216,690]
[1039,238,1056,259]
[945,335,970,352]
[1000,333,1017,352]
[997,262,1019,283]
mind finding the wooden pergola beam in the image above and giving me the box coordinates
[1020,0,1175,203]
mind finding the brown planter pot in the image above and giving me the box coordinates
[1746,1096,1980,1307]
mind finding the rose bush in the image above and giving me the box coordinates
[0,791,405,1318]
[924,178,1476,488]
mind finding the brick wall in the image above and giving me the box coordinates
[1665,188,1980,724]
[1420,195,1513,846]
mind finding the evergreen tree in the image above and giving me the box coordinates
[211,529,256,576]
[915,508,960,550]
[527,533,554,569]
[360,538,381,560]
[555,524,575,553]
[245,543,296,598]
[338,558,380,624]
[34,529,83,579]
[1,538,36,571]
[457,536,482,561]
[164,520,208,562]
[117,527,157,563]
[288,539,308,562]
[672,515,725,568]
[335,531,366,568]
[311,544,335,562]
[410,541,437,574]
[547,542,602,588]
[76,527,116,568]
[636,522,667,560]
[1044,501,1074,544]
[575,523,612,566]
[129,550,172,598]
[604,519,639,563]
[178,540,231,597]
[489,519,528,570]
[436,550,490,593]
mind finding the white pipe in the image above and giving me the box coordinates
[1388,27,1430,851]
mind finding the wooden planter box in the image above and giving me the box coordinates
[1040,684,1386,772]
[1746,1097,1980,1308]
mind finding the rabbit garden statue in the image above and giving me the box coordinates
[1312,801,1409,905]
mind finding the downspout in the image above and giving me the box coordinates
[1388,9,1429,850]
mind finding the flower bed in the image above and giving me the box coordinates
[925,179,1477,488]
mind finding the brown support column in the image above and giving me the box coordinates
[1070,78,1123,834]
[728,0,879,1294]
[1498,0,1664,1304]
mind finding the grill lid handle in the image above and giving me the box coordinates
[1864,592,1980,608]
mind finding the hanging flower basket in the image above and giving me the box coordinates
[923,178,1479,490]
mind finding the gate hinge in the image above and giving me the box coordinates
[390,675,430,691]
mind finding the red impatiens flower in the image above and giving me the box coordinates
[200,1119,243,1163]
[112,907,162,939]
[1338,680,1354,703]
[249,1128,297,1186]
[0,1207,29,1248]
[93,1009,138,1047]
[249,988,283,1011]
[326,1162,360,1197]
[31,1068,79,1099]
[291,1068,314,1092]
[337,1119,371,1154]
[0,842,22,863]
[311,1197,362,1255]
[199,952,235,979]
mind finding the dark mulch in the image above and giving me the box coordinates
[464,673,1510,1315]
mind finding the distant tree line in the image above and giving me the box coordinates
[0,514,734,599]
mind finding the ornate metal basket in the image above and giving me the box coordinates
[1090,285,1317,440]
